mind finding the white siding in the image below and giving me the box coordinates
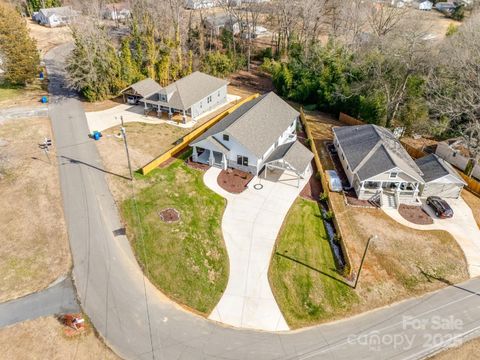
[190,85,228,119]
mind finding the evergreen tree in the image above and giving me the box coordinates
[0,3,39,86]
[26,0,61,15]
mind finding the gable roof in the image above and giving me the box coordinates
[192,92,299,158]
[333,124,424,182]
[264,140,313,174]
[122,78,162,98]
[415,154,467,184]
[39,6,75,17]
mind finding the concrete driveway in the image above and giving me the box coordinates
[204,166,312,331]
[383,197,480,277]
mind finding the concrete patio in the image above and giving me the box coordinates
[203,166,312,331]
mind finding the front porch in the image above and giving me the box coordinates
[143,103,193,124]
[359,180,421,208]
[193,147,228,170]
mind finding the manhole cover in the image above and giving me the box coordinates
[158,208,180,223]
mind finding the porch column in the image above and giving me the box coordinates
[157,106,161,117]
[208,150,214,166]
[182,109,187,124]
[265,164,268,179]
[222,153,227,170]
[192,146,198,162]
[168,107,173,119]
[360,181,365,190]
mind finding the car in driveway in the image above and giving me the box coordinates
[426,196,454,218]
[326,170,343,192]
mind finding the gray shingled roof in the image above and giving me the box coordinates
[415,154,466,184]
[142,72,228,110]
[193,92,299,158]
[333,124,424,182]
[123,78,162,98]
[265,140,313,174]
[39,6,76,17]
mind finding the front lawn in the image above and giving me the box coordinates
[121,160,228,315]
[269,198,358,328]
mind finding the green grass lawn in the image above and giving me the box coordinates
[269,198,358,328]
[122,160,228,315]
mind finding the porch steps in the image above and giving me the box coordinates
[382,194,397,209]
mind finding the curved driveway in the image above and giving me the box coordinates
[203,167,313,331]
[46,43,480,360]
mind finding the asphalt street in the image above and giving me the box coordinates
[46,43,480,360]
[0,277,79,327]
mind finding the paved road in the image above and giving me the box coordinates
[47,44,480,360]
[0,106,48,122]
[0,278,79,327]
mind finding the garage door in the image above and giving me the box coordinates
[423,183,462,199]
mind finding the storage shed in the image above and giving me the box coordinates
[416,154,466,199]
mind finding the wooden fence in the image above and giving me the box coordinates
[139,93,260,175]
[339,112,365,126]
[299,108,353,278]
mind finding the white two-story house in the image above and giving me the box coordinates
[139,71,228,124]
[190,92,313,182]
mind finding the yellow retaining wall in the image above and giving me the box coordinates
[140,93,260,175]
[299,108,353,278]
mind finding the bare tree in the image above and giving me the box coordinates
[428,14,480,174]
[367,2,408,37]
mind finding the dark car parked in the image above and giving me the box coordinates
[426,196,454,219]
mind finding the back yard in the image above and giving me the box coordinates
[268,110,469,329]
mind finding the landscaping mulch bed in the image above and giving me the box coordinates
[158,208,180,223]
[186,158,210,171]
[398,204,433,225]
[300,162,323,201]
[345,190,377,208]
[217,168,253,194]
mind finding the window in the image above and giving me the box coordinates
[207,95,212,104]
[218,91,220,97]
[342,154,345,160]
[389,172,398,179]
[223,134,229,141]
[237,156,248,167]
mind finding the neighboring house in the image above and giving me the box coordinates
[104,2,131,20]
[140,71,228,124]
[435,1,457,12]
[120,78,163,104]
[33,6,77,27]
[204,13,240,36]
[418,0,433,10]
[190,92,313,183]
[185,0,217,9]
[333,125,425,206]
[333,124,467,207]
[415,154,466,198]
[436,139,480,181]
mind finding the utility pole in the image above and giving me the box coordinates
[353,235,378,289]
[119,116,133,181]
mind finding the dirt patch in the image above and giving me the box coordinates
[158,208,180,223]
[0,118,70,302]
[300,162,323,201]
[344,189,376,208]
[217,168,253,194]
[430,336,480,359]
[0,316,119,360]
[27,20,72,57]
[228,63,273,97]
[81,96,124,112]
[401,136,438,154]
[186,157,210,171]
[399,204,434,225]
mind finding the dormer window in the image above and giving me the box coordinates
[223,134,229,141]
[389,172,398,179]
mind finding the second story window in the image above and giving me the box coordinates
[207,95,212,104]
[223,134,229,141]
[390,172,398,179]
